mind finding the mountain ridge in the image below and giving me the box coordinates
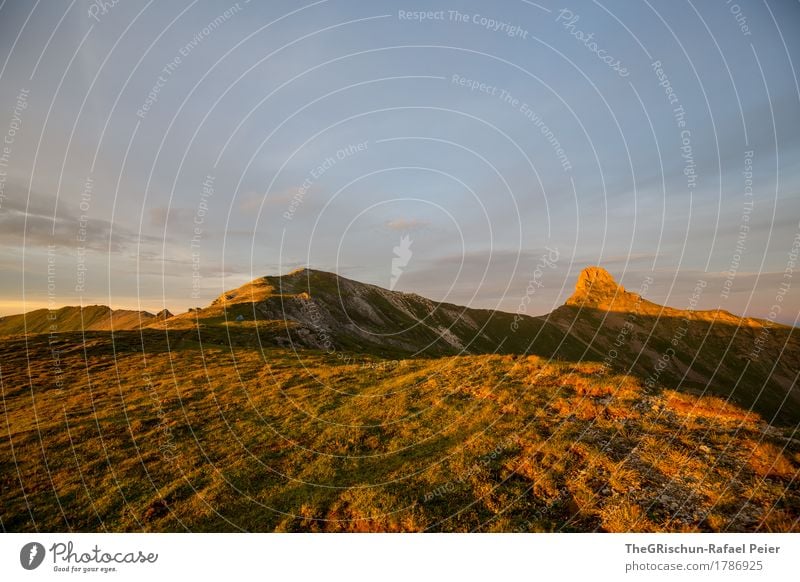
[2,265,797,423]
[1,266,786,336]
[0,304,166,336]
[188,265,799,424]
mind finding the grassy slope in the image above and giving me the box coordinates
[0,306,157,336]
[1,331,798,532]
[549,305,800,425]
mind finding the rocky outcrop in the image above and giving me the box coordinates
[565,266,645,310]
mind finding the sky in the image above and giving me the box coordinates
[0,0,798,323]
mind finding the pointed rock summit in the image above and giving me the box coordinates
[156,309,173,319]
[565,266,638,309]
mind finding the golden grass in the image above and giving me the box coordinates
[599,498,655,532]
[608,462,641,493]
[760,509,800,532]
[665,391,760,424]
[744,440,797,479]
[0,332,797,532]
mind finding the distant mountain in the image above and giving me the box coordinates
[0,305,164,336]
[4,266,798,423]
[156,267,591,359]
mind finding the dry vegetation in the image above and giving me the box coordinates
[1,329,798,533]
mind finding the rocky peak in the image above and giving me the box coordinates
[565,266,633,308]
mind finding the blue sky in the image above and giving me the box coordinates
[0,0,798,322]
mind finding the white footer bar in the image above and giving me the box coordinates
[2,533,798,581]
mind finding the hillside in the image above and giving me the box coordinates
[1,266,799,532]
[0,305,168,336]
[0,330,797,532]
[151,266,800,424]
[153,267,590,360]
[549,268,800,425]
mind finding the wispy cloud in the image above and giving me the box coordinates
[0,186,157,253]
[384,218,429,232]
